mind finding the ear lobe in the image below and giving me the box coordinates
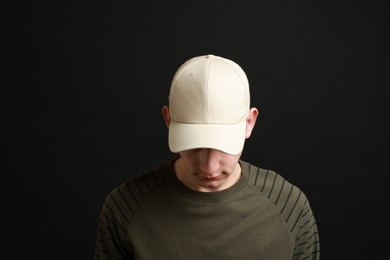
[162,106,171,128]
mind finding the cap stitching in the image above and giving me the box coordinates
[205,58,210,124]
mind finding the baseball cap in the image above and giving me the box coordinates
[167,54,250,155]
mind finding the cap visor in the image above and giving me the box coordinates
[168,120,246,155]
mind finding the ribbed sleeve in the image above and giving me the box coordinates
[247,163,320,260]
[94,164,169,260]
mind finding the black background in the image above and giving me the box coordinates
[3,1,389,259]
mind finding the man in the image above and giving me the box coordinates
[94,54,320,259]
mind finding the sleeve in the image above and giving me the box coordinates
[247,164,321,259]
[94,193,133,260]
[291,197,320,260]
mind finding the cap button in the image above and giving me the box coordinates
[206,54,215,58]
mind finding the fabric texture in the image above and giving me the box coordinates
[94,160,320,260]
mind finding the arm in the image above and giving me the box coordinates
[94,193,133,260]
[292,198,320,260]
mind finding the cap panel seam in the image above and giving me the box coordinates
[204,58,211,124]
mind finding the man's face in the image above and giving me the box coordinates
[177,148,242,192]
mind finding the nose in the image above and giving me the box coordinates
[198,149,220,175]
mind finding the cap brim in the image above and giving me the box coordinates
[168,120,246,155]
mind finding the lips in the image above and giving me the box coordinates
[201,174,223,181]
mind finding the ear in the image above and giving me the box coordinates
[162,105,171,128]
[245,107,259,138]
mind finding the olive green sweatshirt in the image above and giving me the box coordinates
[94,160,320,259]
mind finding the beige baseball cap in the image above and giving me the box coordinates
[167,54,250,155]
